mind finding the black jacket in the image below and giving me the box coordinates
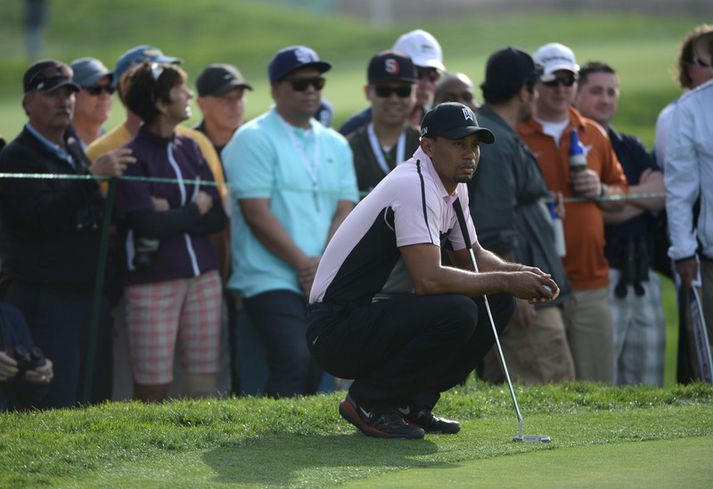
[468,106,572,305]
[0,126,105,291]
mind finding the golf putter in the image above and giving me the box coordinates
[453,199,550,443]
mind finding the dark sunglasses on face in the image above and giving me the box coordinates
[416,67,440,83]
[542,74,577,88]
[287,76,326,92]
[85,84,115,96]
[374,85,413,98]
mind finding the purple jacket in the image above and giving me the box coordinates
[115,126,222,286]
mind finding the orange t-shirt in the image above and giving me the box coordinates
[517,107,628,290]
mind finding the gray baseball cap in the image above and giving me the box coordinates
[70,57,113,87]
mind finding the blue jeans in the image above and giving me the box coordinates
[243,290,322,397]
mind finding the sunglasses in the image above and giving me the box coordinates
[416,67,440,83]
[692,56,711,68]
[541,74,577,87]
[150,62,166,81]
[374,85,413,98]
[287,76,326,92]
[85,84,115,96]
[27,63,72,88]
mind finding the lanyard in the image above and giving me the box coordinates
[367,123,406,176]
[279,116,322,210]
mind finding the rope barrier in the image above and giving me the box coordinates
[0,171,666,203]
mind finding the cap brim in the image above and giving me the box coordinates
[39,79,81,93]
[541,62,579,80]
[212,80,253,96]
[442,127,496,144]
[414,58,445,71]
[279,61,331,81]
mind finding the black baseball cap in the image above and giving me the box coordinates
[367,50,417,84]
[196,64,252,97]
[268,45,331,84]
[481,47,541,102]
[420,102,495,143]
[23,60,80,94]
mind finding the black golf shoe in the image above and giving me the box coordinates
[338,395,425,439]
[401,407,461,434]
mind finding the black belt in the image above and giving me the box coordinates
[308,302,345,314]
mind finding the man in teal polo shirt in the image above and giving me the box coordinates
[222,45,358,397]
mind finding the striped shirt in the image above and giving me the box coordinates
[310,146,476,305]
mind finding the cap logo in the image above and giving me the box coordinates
[462,107,474,121]
[294,47,315,64]
[385,58,400,75]
[144,48,161,57]
[541,54,574,64]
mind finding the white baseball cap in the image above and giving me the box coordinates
[393,29,445,71]
[534,42,579,81]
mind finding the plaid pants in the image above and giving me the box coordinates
[125,271,222,385]
[608,268,666,386]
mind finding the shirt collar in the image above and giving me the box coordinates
[25,123,76,167]
[412,146,458,202]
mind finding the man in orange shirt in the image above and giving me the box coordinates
[517,43,628,382]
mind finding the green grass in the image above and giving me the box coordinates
[1,382,711,488]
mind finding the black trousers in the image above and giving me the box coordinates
[307,293,515,411]
[6,282,113,408]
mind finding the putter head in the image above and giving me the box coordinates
[513,434,551,443]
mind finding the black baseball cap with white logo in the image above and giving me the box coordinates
[420,102,495,143]
[196,64,252,97]
[367,50,417,84]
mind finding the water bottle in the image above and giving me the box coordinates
[547,201,566,257]
[568,130,587,193]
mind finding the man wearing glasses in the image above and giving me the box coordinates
[339,29,446,136]
[517,43,628,383]
[222,46,358,397]
[69,57,114,148]
[0,60,134,408]
[347,50,421,193]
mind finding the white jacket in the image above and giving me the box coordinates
[665,79,713,260]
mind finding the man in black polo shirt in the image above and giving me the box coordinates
[308,103,559,439]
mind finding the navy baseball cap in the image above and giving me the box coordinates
[113,45,181,88]
[70,57,113,88]
[368,50,417,84]
[420,102,495,143]
[23,60,80,94]
[268,45,331,84]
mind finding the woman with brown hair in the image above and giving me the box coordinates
[116,62,227,402]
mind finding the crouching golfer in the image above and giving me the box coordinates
[307,102,559,439]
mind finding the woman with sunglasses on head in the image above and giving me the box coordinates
[115,62,227,402]
[69,58,115,148]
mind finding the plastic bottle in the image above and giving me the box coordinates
[547,201,566,257]
[568,129,587,173]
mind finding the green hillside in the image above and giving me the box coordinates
[0,1,703,144]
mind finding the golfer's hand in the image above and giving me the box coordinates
[0,352,18,381]
[23,359,53,384]
[507,271,558,303]
[512,299,536,329]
